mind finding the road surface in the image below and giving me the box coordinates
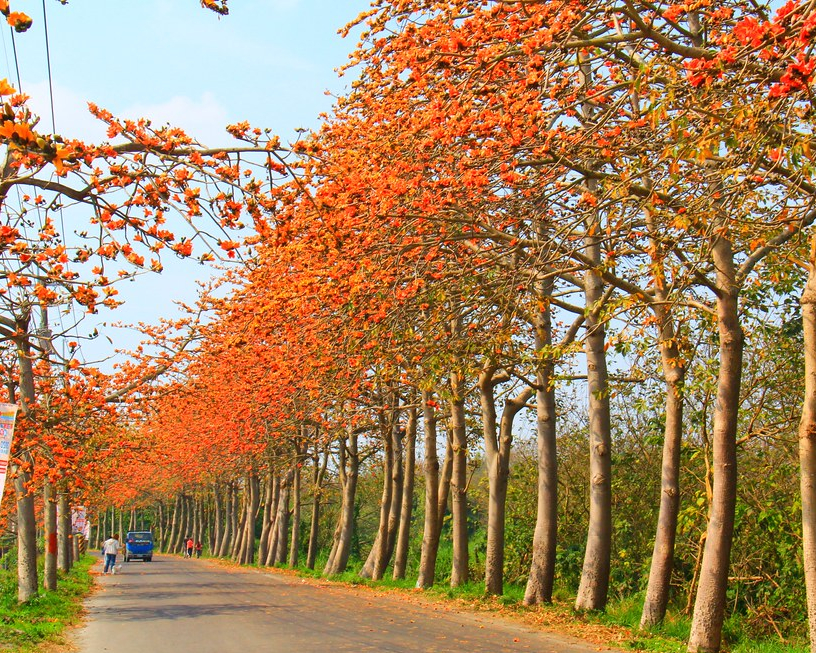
[72,555,619,653]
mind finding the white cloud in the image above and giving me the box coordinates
[23,81,110,142]
[120,92,232,147]
[21,82,232,147]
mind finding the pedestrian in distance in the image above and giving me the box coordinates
[195,541,202,558]
[186,536,194,559]
[102,533,121,574]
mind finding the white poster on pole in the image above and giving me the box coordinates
[0,402,20,512]
[72,506,87,534]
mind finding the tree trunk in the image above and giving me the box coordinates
[186,495,196,551]
[212,485,223,554]
[360,410,397,580]
[167,495,181,553]
[289,454,303,567]
[178,495,192,554]
[58,491,72,572]
[393,407,417,580]
[217,485,234,557]
[480,364,502,595]
[263,476,282,565]
[324,427,359,575]
[258,468,275,565]
[437,432,453,538]
[231,491,248,561]
[799,233,816,653]
[273,469,293,565]
[483,366,533,596]
[12,454,38,602]
[416,391,441,588]
[449,368,469,587]
[525,287,558,605]
[72,532,81,562]
[575,211,613,612]
[206,497,215,553]
[243,473,261,564]
[377,415,404,579]
[195,499,204,546]
[641,304,686,628]
[170,500,180,553]
[307,448,329,570]
[688,235,743,653]
[228,487,242,558]
[12,312,38,602]
[100,508,108,550]
[43,481,57,591]
[156,502,164,551]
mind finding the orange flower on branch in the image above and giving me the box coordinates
[201,0,229,16]
[219,239,240,254]
[6,11,31,32]
[172,240,194,257]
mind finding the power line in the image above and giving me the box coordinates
[40,0,85,364]
[8,28,21,92]
[41,0,56,134]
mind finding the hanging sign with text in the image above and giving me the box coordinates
[0,403,20,512]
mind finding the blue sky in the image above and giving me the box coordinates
[0,1,371,364]
[6,1,371,144]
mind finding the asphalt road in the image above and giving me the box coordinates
[73,555,617,653]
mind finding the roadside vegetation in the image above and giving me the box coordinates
[289,541,810,653]
[0,551,95,653]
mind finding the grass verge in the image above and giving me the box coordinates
[0,554,96,653]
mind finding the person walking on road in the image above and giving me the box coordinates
[102,534,121,574]
[186,537,194,559]
[195,541,202,558]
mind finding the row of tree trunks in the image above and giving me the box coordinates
[359,399,399,580]
[269,468,293,565]
[82,220,813,653]
[359,392,424,582]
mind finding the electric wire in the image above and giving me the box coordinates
[8,28,21,91]
[41,0,56,134]
[41,0,85,363]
